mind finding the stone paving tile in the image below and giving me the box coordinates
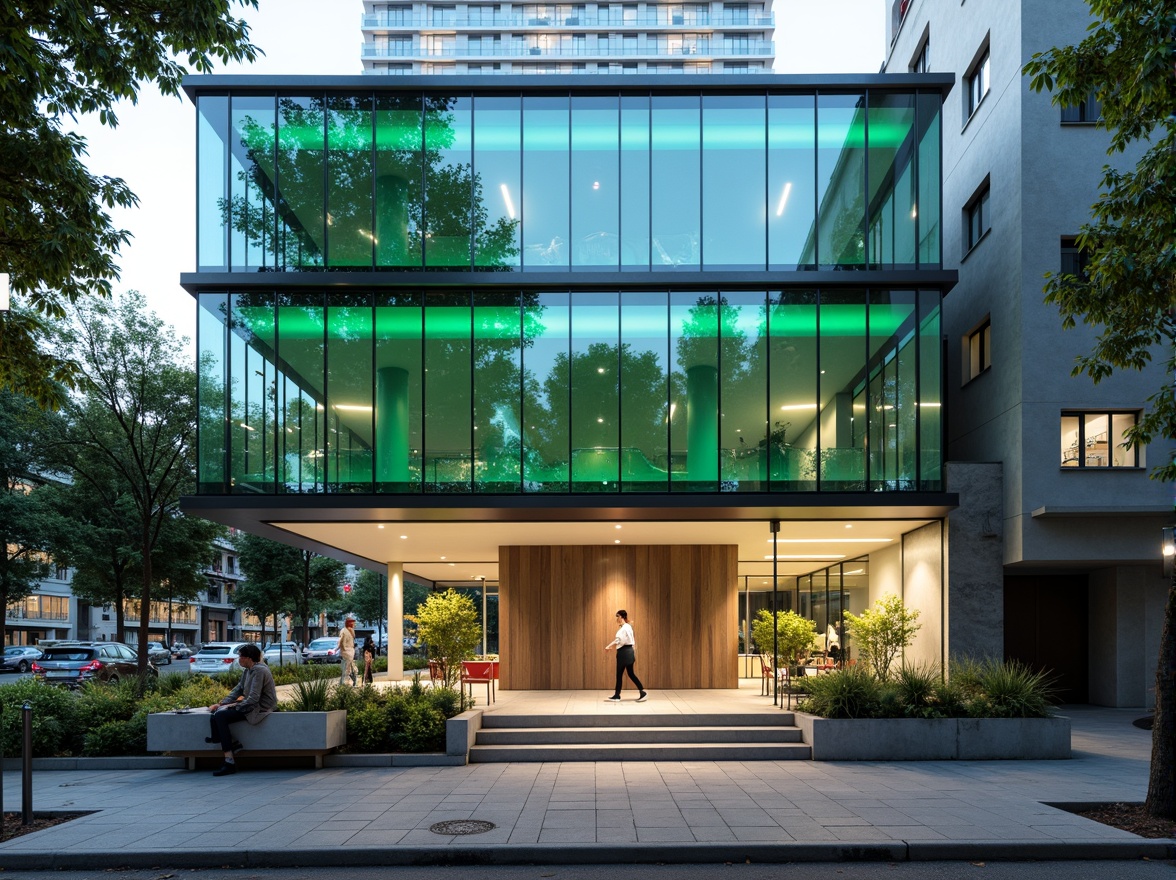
[507,828,542,844]
[632,814,688,828]
[731,827,793,842]
[596,809,636,826]
[541,809,596,828]
[537,828,598,843]
[829,826,895,841]
[635,827,696,842]
[346,829,411,845]
[714,808,776,826]
[876,826,948,840]
[678,808,726,826]
[690,827,739,842]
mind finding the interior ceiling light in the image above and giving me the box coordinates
[780,404,817,411]
[377,524,385,529]
[334,404,373,412]
[764,554,846,560]
[768,538,891,544]
[615,524,622,529]
[400,535,408,539]
[775,181,792,216]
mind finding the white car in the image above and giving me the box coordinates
[189,642,254,675]
[263,641,303,666]
[304,637,342,664]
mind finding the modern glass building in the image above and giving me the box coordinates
[183,75,958,690]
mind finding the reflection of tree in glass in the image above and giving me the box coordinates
[219,96,519,271]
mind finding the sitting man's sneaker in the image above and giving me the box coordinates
[606,695,622,701]
[212,762,236,777]
[637,691,649,702]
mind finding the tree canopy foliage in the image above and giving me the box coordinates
[44,292,200,669]
[1023,1,1176,480]
[234,531,345,645]
[0,1,258,408]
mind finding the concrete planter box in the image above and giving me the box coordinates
[795,712,1070,761]
[147,709,347,768]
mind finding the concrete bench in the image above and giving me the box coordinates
[147,709,347,769]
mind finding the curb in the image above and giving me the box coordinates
[0,840,1171,870]
[2,753,462,771]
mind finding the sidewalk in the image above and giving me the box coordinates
[0,702,1171,868]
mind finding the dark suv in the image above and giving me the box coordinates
[33,642,156,687]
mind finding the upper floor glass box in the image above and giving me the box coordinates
[194,81,944,274]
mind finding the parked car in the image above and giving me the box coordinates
[304,637,342,664]
[170,642,194,659]
[189,642,254,675]
[32,642,155,687]
[145,642,172,665]
[1,646,43,674]
[263,641,303,666]
[402,637,419,654]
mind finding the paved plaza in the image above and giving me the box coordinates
[0,692,1171,867]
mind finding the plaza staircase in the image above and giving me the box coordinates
[467,711,810,762]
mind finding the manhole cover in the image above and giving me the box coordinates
[430,819,496,835]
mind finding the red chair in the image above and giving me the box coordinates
[461,660,496,704]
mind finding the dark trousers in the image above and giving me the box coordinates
[209,706,247,752]
[614,646,644,696]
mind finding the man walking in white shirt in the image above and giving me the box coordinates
[339,617,357,687]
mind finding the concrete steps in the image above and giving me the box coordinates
[469,712,811,762]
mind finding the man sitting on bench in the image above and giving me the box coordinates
[206,643,277,776]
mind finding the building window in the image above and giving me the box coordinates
[965,45,990,118]
[1060,90,1101,125]
[1060,411,1140,469]
[964,318,991,383]
[55,565,69,581]
[964,180,990,253]
[910,34,929,73]
[1060,236,1090,279]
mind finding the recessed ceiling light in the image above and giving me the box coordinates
[377,524,385,529]
[614,539,621,544]
[448,563,455,567]
[400,535,408,540]
[440,556,446,560]
[769,538,891,544]
[845,524,853,529]
[764,554,846,560]
[615,525,622,529]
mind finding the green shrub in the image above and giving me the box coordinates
[207,668,242,690]
[426,685,462,719]
[798,665,883,719]
[74,679,142,727]
[285,676,331,712]
[404,655,428,671]
[893,662,944,718]
[394,701,446,752]
[0,679,80,757]
[155,671,189,696]
[82,718,146,757]
[969,659,1057,718]
[347,704,389,752]
[271,663,336,686]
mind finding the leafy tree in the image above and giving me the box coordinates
[349,568,387,635]
[751,609,817,673]
[44,292,198,671]
[234,531,345,645]
[1023,1,1176,819]
[415,589,481,689]
[844,595,921,681]
[0,392,64,642]
[0,2,259,408]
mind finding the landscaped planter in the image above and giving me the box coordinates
[147,709,347,768]
[794,712,1070,761]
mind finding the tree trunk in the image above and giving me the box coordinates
[114,583,126,643]
[1146,567,1176,818]
[138,522,152,673]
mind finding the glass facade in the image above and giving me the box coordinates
[192,83,946,497]
[198,287,941,494]
[196,88,942,273]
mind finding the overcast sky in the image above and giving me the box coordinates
[73,0,885,347]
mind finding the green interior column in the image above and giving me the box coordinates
[686,364,718,482]
[376,366,410,483]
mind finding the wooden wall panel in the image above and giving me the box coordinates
[499,544,738,690]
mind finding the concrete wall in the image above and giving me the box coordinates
[946,461,1004,661]
[1088,565,1168,708]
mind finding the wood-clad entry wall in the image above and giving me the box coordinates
[499,545,738,690]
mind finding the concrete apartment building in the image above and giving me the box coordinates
[361,0,774,75]
[883,0,1171,705]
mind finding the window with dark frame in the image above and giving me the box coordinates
[964,181,990,252]
[1060,236,1090,279]
[911,35,929,73]
[1060,89,1101,124]
[1060,411,1140,469]
[966,47,990,118]
[965,318,991,382]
